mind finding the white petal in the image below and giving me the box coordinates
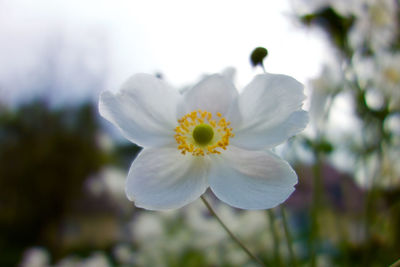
[232,110,309,149]
[178,74,238,117]
[229,73,308,149]
[209,146,297,210]
[99,74,181,147]
[126,147,209,210]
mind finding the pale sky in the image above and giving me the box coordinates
[0,0,328,106]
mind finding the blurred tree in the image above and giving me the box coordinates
[0,101,108,265]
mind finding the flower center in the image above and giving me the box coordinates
[174,110,234,156]
[192,123,214,145]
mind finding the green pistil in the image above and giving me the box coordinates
[192,124,214,145]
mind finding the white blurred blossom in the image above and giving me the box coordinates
[309,64,344,133]
[373,51,400,110]
[19,247,50,267]
[129,198,277,266]
[384,113,400,137]
[292,0,360,16]
[55,252,110,267]
[353,50,400,110]
[86,167,131,212]
[112,244,135,266]
[350,0,398,51]
[355,143,400,188]
[95,132,114,152]
[78,253,110,267]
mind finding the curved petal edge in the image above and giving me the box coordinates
[209,146,297,210]
[125,147,209,210]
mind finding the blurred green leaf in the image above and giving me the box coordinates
[301,7,355,56]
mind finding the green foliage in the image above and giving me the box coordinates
[301,7,355,56]
[303,137,334,155]
[166,248,208,267]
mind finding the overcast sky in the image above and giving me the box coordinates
[0,0,327,106]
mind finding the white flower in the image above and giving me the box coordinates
[349,0,398,51]
[19,247,50,267]
[99,72,308,210]
[373,51,400,110]
[309,64,344,132]
[86,167,132,212]
[353,50,400,110]
[55,253,111,267]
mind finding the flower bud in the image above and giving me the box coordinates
[250,47,268,67]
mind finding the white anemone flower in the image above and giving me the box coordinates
[99,73,308,210]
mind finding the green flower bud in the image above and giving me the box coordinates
[250,47,268,67]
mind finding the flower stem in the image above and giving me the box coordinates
[260,62,266,73]
[309,154,322,267]
[200,195,266,267]
[281,206,298,267]
[267,209,282,267]
[362,147,382,266]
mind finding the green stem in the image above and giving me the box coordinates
[361,140,383,266]
[309,154,322,267]
[260,62,266,73]
[200,195,266,267]
[267,209,282,266]
[281,206,298,267]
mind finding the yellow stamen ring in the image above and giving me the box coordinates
[174,110,234,156]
